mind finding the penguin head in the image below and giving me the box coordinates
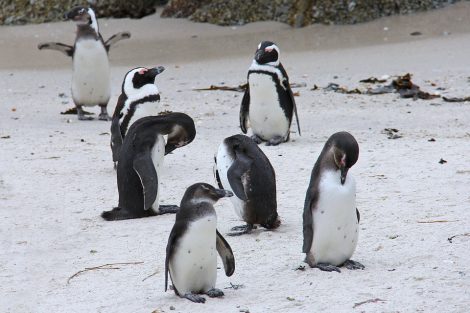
[182,183,233,205]
[329,132,359,185]
[65,7,99,32]
[122,66,165,98]
[254,41,280,66]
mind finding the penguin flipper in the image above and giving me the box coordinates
[302,188,317,254]
[38,42,74,57]
[133,150,158,211]
[240,86,250,134]
[213,156,224,189]
[165,221,186,293]
[279,63,301,136]
[227,151,252,201]
[216,229,235,277]
[104,31,131,51]
[110,116,123,163]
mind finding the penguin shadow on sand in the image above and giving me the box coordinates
[240,41,301,146]
[214,134,280,236]
[38,6,131,121]
[101,113,196,221]
[110,66,166,167]
[302,132,365,273]
[165,183,235,303]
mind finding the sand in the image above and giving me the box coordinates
[1,3,470,313]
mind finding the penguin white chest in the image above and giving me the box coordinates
[248,73,289,140]
[311,170,358,266]
[169,215,218,294]
[150,135,165,211]
[72,39,110,106]
[216,144,246,220]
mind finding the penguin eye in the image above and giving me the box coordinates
[138,68,147,75]
[79,8,85,14]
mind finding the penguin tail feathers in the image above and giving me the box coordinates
[261,214,281,230]
[101,207,132,221]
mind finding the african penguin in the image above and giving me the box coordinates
[214,134,280,236]
[240,41,301,146]
[302,131,364,272]
[110,66,165,165]
[38,6,131,120]
[165,183,235,303]
[101,113,196,221]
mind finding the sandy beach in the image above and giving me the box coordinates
[1,3,470,313]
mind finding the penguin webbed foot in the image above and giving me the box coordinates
[182,293,206,303]
[158,205,179,214]
[250,135,264,144]
[227,224,255,236]
[76,106,94,120]
[266,135,286,146]
[98,106,111,121]
[205,288,224,298]
[343,259,365,270]
[315,263,341,273]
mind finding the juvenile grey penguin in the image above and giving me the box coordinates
[101,113,196,221]
[302,131,364,272]
[215,134,280,236]
[110,66,165,165]
[38,6,130,120]
[165,183,235,303]
[240,41,301,146]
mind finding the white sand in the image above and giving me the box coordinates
[1,3,470,313]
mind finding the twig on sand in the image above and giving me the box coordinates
[193,84,247,92]
[447,233,470,243]
[353,298,386,308]
[417,219,456,223]
[67,261,144,284]
[142,269,159,282]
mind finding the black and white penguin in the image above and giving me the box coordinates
[38,6,131,120]
[302,131,364,272]
[110,66,165,164]
[101,113,196,221]
[240,41,301,146]
[165,183,235,303]
[214,134,280,235]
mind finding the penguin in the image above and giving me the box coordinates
[240,41,301,146]
[302,131,364,272]
[110,66,165,165]
[165,183,235,303]
[214,134,280,236]
[101,113,196,221]
[38,6,131,120]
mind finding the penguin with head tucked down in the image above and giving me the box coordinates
[215,134,280,236]
[101,113,196,221]
[110,66,165,165]
[165,183,235,303]
[303,131,364,272]
[240,41,301,146]
[38,6,130,120]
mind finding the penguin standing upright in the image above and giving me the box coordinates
[240,41,301,146]
[302,132,364,272]
[110,66,165,164]
[165,183,235,303]
[101,113,196,221]
[38,6,131,120]
[214,134,280,235]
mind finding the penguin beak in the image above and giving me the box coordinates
[254,50,265,63]
[340,165,348,185]
[214,189,233,199]
[148,66,165,78]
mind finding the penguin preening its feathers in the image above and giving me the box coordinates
[102,113,196,221]
[240,41,301,146]
[302,131,364,272]
[110,66,166,165]
[165,183,235,303]
[38,6,130,121]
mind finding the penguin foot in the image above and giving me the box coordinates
[250,135,264,144]
[205,288,224,298]
[98,112,111,121]
[315,263,341,273]
[266,136,285,146]
[76,106,94,120]
[158,205,179,214]
[227,224,255,236]
[182,293,206,303]
[343,259,365,270]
